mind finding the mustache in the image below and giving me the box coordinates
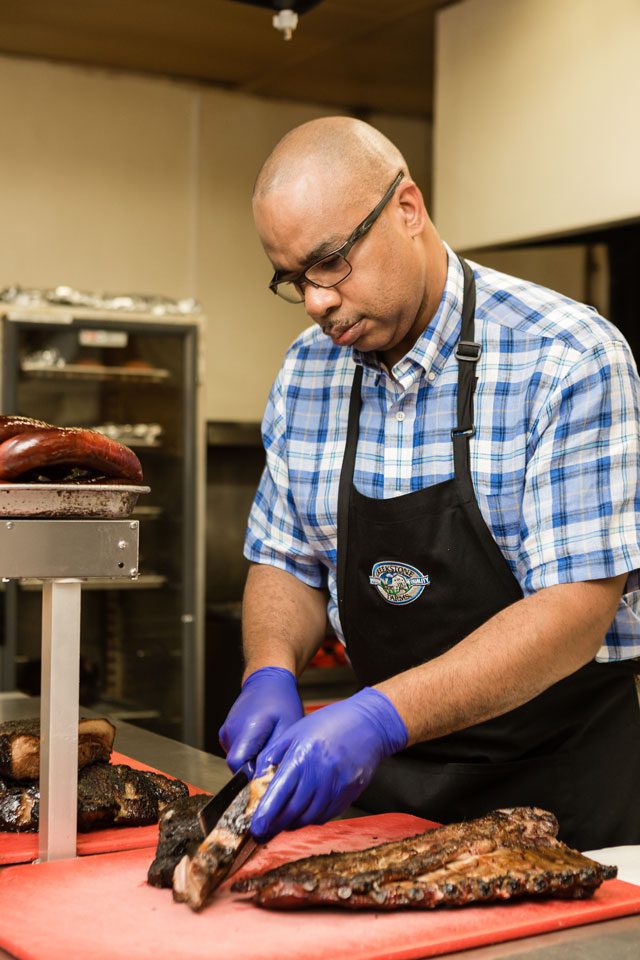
[320,318,360,336]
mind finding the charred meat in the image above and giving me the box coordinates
[147,794,211,888]
[145,771,194,810]
[173,767,275,911]
[0,717,115,781]
[77,763,188,831]
[232,807,617,910]
[0,783,39,832]
[0,762,188,832]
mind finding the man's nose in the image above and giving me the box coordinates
[304,283,341,320]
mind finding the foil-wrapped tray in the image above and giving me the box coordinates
[0,284,201,317]
[0,484,150,519]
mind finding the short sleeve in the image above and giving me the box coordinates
[518,339,640,595]
[243,371,327,589]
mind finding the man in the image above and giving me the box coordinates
[220,117,640,850]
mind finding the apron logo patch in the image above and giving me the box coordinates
[369,561,430,605]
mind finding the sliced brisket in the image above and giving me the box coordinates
[0,762,188,832]
[147,794,211,888]
[0,718,116,781]
[173,766,275,911]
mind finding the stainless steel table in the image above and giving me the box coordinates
[1,693,638,960]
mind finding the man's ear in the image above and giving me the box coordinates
[397,181,427,238]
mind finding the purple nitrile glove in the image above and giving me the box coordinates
[218,666,304,773]
[251,687,408,841]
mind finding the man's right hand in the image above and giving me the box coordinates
[218,666,304,772]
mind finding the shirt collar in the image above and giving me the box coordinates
[354,242,465,386]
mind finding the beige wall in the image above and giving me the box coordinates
[369,113,432,211]
[0,54,431,422]
[434,0,640,249]
[196,90,334,422]
[0,56,194,295]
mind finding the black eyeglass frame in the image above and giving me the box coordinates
[268,170,405,301]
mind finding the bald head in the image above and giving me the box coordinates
[251,117,446,366]
[253,117,408,209]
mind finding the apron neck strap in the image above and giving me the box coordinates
[337,256,480,607]
[452,257,481,439]
[452,258,481,484]
[337,363,363,606]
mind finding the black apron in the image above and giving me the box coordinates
[336,258,640,850]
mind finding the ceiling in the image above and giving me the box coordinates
[0,0,453,119]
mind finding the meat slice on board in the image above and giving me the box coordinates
[0,718,115,781]
[77,764,188,831]
[0,761,189,833]
[147,794,211,888]
[173,767,275,911]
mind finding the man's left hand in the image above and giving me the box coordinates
[251,687,408,841]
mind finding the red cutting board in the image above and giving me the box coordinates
[0,813,638,960]
[0,751,207,866]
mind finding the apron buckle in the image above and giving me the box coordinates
[451,426,476,438]
[455,341,482,362]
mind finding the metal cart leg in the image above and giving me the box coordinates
[0,582,17,691]
[38,579,81,861]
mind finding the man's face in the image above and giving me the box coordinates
[254,173,429,363]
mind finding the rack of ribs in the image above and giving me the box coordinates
[232,807,617,910]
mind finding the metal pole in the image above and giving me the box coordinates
[38,579,81,861]
[181,325,205,748]
[0,580,17,691]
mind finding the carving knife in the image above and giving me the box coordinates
[198,761,255,837]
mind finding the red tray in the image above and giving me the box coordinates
[0,813,638,960]
[0,751,207,865]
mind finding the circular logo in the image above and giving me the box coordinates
[369,560,430,606]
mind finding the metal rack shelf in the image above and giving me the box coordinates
[21,362,170,383]
[5,304,196,325]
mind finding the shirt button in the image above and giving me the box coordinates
[428,371,436,382]
[396,411,405,422]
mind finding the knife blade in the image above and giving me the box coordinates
[226,835,259,880]
[198,763,253,837]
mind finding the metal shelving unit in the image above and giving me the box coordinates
[0,302,206,747]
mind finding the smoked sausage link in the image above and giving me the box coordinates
[0,415,52,443]
[0,428,143,483]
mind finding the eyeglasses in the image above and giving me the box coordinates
[268,171,405,304]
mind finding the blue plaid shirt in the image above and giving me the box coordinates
[245,245,640,661]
